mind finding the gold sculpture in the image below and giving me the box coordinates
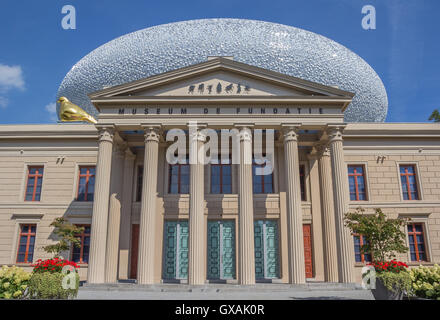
[57,97,97,124]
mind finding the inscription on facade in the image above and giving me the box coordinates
[115,106,325,115]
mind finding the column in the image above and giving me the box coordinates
[118,148,135,280]
[87,126,114,284]
[327,126,355,283]
[188,124,206,285]
[316,144,339,282]
[104,143,126,283]
[282,125,306,284]
[137,125,161,284]
[237,126,255,285]
[307,149,324,281]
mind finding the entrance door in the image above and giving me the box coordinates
[207,220,236,280]
[130,224,139,279]
[162,220,188,280]
[303,224,314,278]
[254,220,280,279]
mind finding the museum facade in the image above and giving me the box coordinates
[0,58,439,285]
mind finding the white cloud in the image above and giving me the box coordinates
[44,102,58,122]
[0,63,25,108]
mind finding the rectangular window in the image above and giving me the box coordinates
[353,234,372,263]
[348,165,367,201]
[299,165,306,201]
[71,225,91,264]
[77,166,95,201]
[16,224,36,263]
[400,165,419,200]
[252,158,274,194]
[25,166,44,201]
[168,160,190,194]
[136,166,143,202]
[408,223,427,262]
[211,159,232,194]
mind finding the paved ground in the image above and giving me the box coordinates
[77,283,375,300]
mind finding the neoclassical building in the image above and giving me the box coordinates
[0,57,439,285]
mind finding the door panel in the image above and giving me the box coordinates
[303,224,314,278]
[221,220,236,279]
[130,224,139,279]
[162,220,188,280]
[207,221,221,279]
[163,221,177,279]
[207,220,236,280]
[254,221,265,279]
[265,220,280,278]
[254,220,280,279]
[178,221,189,279]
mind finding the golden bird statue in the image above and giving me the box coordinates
[57,97,97,124]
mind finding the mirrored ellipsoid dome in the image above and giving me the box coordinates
[57,18,388,122]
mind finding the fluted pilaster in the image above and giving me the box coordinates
[105,143,126,283]
[137,125,161,284]
[118,149,135,280]
[317,144,339,282]
[282,125,306,284]
[188,125,206,285]
[328,126,355,283]
[87,126,114,284]
[237,126,255,285]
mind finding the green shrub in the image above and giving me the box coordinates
[0,265,31,299]
[28,271,79,299]
[410,264,440,300]
[377,270,412,294]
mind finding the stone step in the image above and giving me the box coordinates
[81,282,363,293]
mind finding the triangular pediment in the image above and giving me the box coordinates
[89,58,354,101]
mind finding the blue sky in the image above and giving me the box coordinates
[0,0,439,124]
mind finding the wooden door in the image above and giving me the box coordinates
[130,224,139,279]
[303,224,314,278]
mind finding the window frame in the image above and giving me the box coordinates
[347,164,368,201]
[70,224,91,264]
[398,164,421,201]
[76,166,96,202]
[210,160,232,194]
[136,165,144,202]
[353,233,372,263]
[24,165,44,202]
[16,224,37,264]
[252,157,274,194]
[406,222,429,262]
[299,164,306,201]
[168,160,190,194]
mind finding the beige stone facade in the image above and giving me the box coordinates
[0,58,439,284]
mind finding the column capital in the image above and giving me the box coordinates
[96,125,115,143]
[141,124,162,143]
[113,141,128,158]
[314,143,331,157]
[236,126,253,142]
[307,146,319,160]
[326,125,346,143]
[190,131,207,142]
[124,147,136,160]
[281,123,301,142]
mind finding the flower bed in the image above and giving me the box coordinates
[410,264,440,300]
[0,265,31,299]
[367,260,412,300]
[28,258,80,299]
[32,258,79,273]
